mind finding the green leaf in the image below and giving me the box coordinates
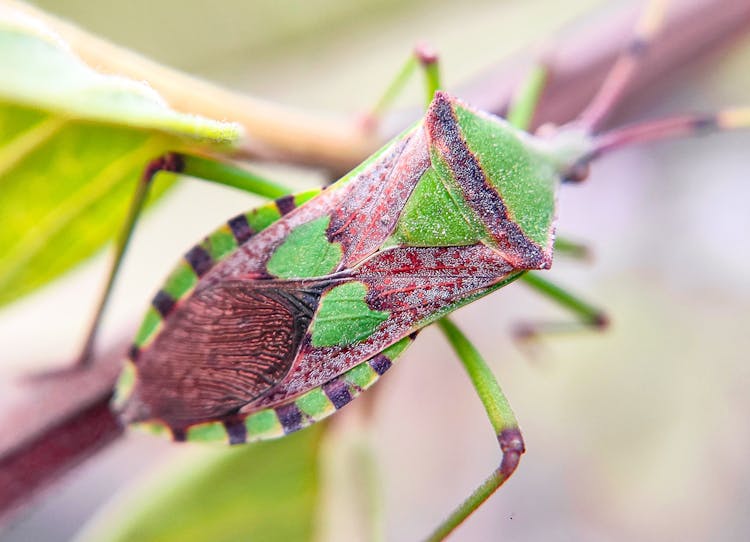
[0,8,242,306]
[79,426,324,542]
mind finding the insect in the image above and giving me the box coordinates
[69,1,749,539]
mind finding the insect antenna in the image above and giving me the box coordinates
[586,108,750,160]
[566,0,750,166]
[577,0,669,133]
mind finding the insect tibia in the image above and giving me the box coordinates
[414,42,438,66]
[143,153,184,184]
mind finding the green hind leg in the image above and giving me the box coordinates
[506,62,549,130]
[516,273,608,343]
[77,154,292,368]
[554,236,591,261]
[427,318,524,541]
[428,288,603,539]
[417,55,550,541]
[363,43,442,129]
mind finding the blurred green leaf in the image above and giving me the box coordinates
[82,426,324,542]
[0,8,241,306]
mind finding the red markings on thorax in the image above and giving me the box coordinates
[251,243,517,409]
[356,244,515,313]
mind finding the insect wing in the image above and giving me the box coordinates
[120,279,325,428]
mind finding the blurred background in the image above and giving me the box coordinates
[1,0,750,540]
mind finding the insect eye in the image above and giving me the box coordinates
[562,162,590,184]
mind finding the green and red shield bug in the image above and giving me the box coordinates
[68,0,750,538]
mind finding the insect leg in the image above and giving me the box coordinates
[553,235,591,261]
[506,62,549,131]
[416,44,442,108]
[515,272,608,343]
[178,155,290,199]
[364,43,441,127]
[76,154,291,368]
[578,0,669,132]
[585,108,750,160]
[426,317,524,541]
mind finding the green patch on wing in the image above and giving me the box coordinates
[0,11,241,306]
[311,282,389,347]
[266,216,343,278]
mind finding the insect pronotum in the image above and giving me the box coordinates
[71,0,749,539]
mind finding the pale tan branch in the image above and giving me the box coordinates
[6,0,750,173]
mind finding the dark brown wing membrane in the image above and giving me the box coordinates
[128,280,323,427]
